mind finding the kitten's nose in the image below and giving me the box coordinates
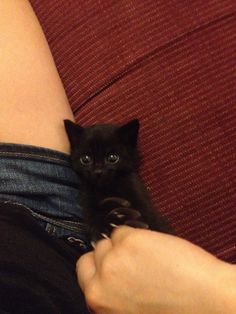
[94,169,103,177]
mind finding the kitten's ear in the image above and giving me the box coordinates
[64,119,84,147]
[117,119,139,147]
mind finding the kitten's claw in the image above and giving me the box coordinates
[106,208,142,223]
[90,241,96,249]
[101,233,109,240]
[90,233,110,246]
[99,197,131,211]
[109,223,118,228]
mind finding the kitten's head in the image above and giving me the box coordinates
[64,119,140,186]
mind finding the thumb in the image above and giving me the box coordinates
[76,252,96,293]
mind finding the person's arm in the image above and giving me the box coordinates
[77,226,236,314]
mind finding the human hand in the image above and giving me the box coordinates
[76,226,236,314]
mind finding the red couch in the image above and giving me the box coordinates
[30,0,236,263]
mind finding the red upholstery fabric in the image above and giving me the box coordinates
[30,0,236,263]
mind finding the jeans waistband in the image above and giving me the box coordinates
[0,142,71,165]
[0,143,90,248]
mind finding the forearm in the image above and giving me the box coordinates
[138,256,236,314]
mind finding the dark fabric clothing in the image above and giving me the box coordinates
[0,201,89,314]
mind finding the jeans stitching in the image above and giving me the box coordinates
[30,211,87,233]
[3,200,87,234]
[0,151,69,165]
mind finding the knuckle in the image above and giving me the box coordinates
[75,253,88,272]
[75,257,82,273]
[100,252,118,277]
[122,230,139,248]
[75,256,82,269]
[85,281,101,310]
[85,281,108,313]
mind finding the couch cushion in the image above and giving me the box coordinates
[30,0,236,262]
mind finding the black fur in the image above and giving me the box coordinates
[64,119,172,241]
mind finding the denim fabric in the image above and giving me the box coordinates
[0,143,90,251]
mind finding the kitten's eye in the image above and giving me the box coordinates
[106,154,119,164]
[80,155,92,165]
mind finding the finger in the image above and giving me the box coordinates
[94,238,113,270]
[110,225,135,245]
[76,252,96,293]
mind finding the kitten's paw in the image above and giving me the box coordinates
[124,220,149,229]
[106,207,150,230]
[99,197,131,211]
[106,208,142,225]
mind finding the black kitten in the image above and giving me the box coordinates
[64,119,172,241]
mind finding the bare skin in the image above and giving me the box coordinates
[77,226,236,314]
[0,0,74,153]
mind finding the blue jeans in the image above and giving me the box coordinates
[0,143,90,251]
